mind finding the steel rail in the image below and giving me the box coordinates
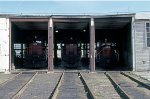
[79,72,95,99]
[0,72,22,87]
[49,72,64,99]
[11,72,38,99]
[105,72,132,99]
[121,72,150,90]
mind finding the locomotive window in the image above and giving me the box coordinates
[146,23,150,47]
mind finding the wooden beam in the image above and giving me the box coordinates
[10,18,48,22]
[90,18,95,72]
[48,18,54,71]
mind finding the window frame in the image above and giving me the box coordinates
[145,22,150,47]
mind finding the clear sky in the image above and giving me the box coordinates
[0,1,150,15]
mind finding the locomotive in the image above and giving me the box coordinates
[23,42,47,68]
[61,43,81,68]
[96,39,119,68]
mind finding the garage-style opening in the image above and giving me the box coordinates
[95,17,133,70]
[11,20,48,69]
[53,18,90,69]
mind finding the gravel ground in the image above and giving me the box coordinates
[133,72,150,81]
[81,72,121,99]
[0,72,35,99]
[1,70,149,99]
[0,73,17,85]
[20,72,62,99]
[110,72,150,99]
[122,72,150,88]
[56,72,88,99]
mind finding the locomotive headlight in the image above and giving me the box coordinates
[55,30,59,33]
[83,29,86,32]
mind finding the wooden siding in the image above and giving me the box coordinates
[134,21,150,71]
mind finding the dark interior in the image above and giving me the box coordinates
[11,22,48,69]
[95,17,132,70]
[10,17,133,71]
[54,21,90,69]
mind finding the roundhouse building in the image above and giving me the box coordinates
[0,13,150,72]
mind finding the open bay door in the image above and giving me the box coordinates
[0,18,10,72]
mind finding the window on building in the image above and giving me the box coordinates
[146,23,150,47]
[14,44,21,49]
[14,43,26,58]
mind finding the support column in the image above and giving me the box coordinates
[48,18,54,71]
[90,18,95,72]
[85,43,88,58]
[9,20,12,72]
[131,17,136,71]
[54,43,58,65]
[21,43,23,59]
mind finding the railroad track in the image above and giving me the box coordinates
[0,72,22,87]
[0,71,149,99]
[82,72,122,99]
[0,71,63,99]
[14,72,63,99]
[0,71,37,99]
[82,71,150,99]
[106,71,150,99]
[50,71,94,99]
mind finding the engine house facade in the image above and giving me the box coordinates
[0,13,150,72]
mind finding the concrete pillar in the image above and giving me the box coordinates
[48,18,54,71]
[9,19,12,72]
[90,18,95,72]
[11,25,15,70]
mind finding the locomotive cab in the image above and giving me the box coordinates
[96,39,119,68]
[23,41,47,69]
[61,43,81,68]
